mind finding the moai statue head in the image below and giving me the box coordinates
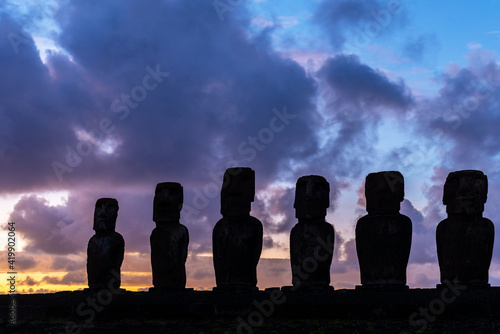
[220,167,255,217]
[153,182,183,223]
[93,198,119,232]
[443,170,488,215]
[365,171,404,215]
[294,175,330,220]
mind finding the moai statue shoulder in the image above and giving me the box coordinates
[355,171,412,289]
[150,182,189,291]
[436,170,494,287]
[289,175,335,291]
[212,167,263,291]
[87,198,125,290]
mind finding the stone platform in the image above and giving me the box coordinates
[2,286,500,333]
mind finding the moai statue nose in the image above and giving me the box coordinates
[288,175,335,292]
[355,171,412,289]
[150,182,190,292]
[212,167,263,291]
[436,170,494,288]
[87,198,125,290]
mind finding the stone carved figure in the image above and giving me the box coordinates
[355,171,412,288]
[437,170,494,287]
[150,182,189,290]
[213,167,263,291]
[87,198,125,290]
[290,175,335,290]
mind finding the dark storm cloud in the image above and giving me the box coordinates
[318,54,413,110]
[253,186,295,234]
[8,195,83,254]
[407,52,500,262]
[0,0,320,194]
[314,0,407,51]
[312,2,413,182]
[14,254,38,270]
[263,235,275,249]
[307,54,414,179]
[0,17,71,192]
[0,0,326,263]
[413,51,500,171]
[50,0,319,188]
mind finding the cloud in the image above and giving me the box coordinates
[263,235,276,249]
[331,231,358,274]
[51,256,84,271]
[42,271,86,285]
[414,50,500,171]
[8,195,85,254]
[318,54,413,110]
[302,54,414,180]
[20,275,40,286]
[314,0,407,51]
[254,185,295,234]
[15,254,38,270]
[402,33,440,63]
[0,0,320,196]
[467,42,482,50]
[1,1,386,282]
[401,199,424,232]
[410,271,437,288]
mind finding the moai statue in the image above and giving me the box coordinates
[87,198,125,290]
[355,171,412,289]
[213,167,263,291]
[290,175,335,291]
[436,170,494,287]
[150,182,189,291]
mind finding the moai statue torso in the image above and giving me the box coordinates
[213,167,263,291]
[290,175,335,290]
[87,198,125,290]
[150,182,189,290]
[436,170,494,287]
[355,171,412,288]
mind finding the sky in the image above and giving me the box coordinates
[1,0,500,293]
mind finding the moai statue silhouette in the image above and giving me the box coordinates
[213,167,263,291]
[355,171,412,289]
[87,198,125,290]
[150,182,189,291]
[290,175,335,291]
[436,170,494,287]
